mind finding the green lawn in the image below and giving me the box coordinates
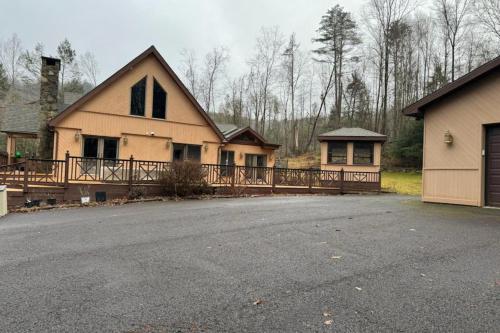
[381,171,422,196]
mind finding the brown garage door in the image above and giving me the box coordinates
[486,125,500,207]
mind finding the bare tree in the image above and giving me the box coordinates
[79,51,99,87]
[201,46,228,114]
[435,0,471,81]
[367,0,413,134]
[0,33,23,88]
[474,0,500,41]
[248,26,284,134]
[180,49,199,100]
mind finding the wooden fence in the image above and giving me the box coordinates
[0,153,381,194]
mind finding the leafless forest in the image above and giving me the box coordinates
[1,0,499,162]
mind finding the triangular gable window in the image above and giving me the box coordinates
[130,77,146,116]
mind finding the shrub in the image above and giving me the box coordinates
[128,186,148,200]
[159,161,212,197]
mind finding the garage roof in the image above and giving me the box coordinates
[403,55,500,118]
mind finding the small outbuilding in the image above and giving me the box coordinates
[318,128,386,173]
[403,55,500,207]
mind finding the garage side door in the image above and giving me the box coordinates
[486,125,500,207]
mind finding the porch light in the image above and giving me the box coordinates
[269,154,273,162]
[74,130,81,142]
[166,139,172,149]
[123,135,128,145]
[239,152,243,160]
[444,130,453,145]
[204,143,209,152]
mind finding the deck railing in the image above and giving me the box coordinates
[0,153,381,193]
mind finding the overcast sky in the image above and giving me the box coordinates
[2,0,366,82]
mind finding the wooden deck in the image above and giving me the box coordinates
[1,154,381,209]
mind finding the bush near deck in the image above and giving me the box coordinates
[381,171,421,196]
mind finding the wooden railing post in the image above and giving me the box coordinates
[231,165,236,188]
[340,168,344,195]
[64,151,70,188]
[128,155,134,192]
[23,160,29,193]
[378,170,382,193]
[272,166,276,193]
[308,168,313,193]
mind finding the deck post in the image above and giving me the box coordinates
[23,160,29,193]
[378,170,382,193]
[128,155,134,193]
[340,168,344,195]
[231,165,236,188]
[64,151,70,189]
[308,168,313,193]
[271,167,276,193]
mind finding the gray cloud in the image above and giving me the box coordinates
[2,0,364,82]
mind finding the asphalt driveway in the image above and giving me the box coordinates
[0,195,499,332]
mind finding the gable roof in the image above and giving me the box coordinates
[48,46,225,140]
[403,55,500,117]
[318,127,387,142]
[216,123,280,149]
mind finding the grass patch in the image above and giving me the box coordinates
[382,171,422,196]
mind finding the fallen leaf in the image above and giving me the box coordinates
[253,299,263,305]
[323,312,331,317]
[331,256,343,260]
[355,287,362,291]
[420,273,426,277]
[324,319,333,325]
[409,228,416,231]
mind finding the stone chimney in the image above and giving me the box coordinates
[38,56,61,159]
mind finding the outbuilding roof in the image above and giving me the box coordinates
[318,127,387,142]
[403,55,500,117]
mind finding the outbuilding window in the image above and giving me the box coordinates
[131,77,146,116]
[152,79,167,119]
[327,141,347,164]
[353,142,374,165]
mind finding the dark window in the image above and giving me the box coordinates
[220,150,235,177]
[186,145,201,161]
[172,143,201,162]
[102,139,118,159]
[327,141,347,164]
[353,142,374,165]
[83,137,99,158]
[131,77,146,116]
[83,137,119,159]
[152,79,167,119]
[173,144,185,161]
[245,154,267,167]
[221,151,235,166]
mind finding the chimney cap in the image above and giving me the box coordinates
[41,56,61,66]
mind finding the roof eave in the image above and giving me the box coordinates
[318,136,387,142]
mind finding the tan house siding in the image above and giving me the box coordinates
[422,70,500,206]
[52,52,276,164]
[320,141,382,172]
[222,143,276,167]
